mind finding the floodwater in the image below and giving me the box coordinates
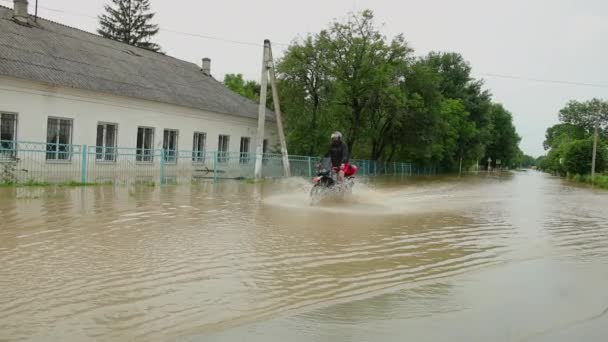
[1,172,608,341]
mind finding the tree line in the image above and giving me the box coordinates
[226,11,522,172]
[538,98,608,180]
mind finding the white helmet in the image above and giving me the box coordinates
[331,131,343,140]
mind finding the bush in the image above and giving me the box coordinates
[562,138,607,175]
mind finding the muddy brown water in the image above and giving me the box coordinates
[1,172,608,341]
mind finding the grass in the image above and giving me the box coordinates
[568,173,608,189]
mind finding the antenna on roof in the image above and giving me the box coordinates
[34,0,38,22]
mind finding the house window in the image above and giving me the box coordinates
[263,139,268,154]
[192,132,206,163]
[96,123,117,162]
[240,137,250,164]
[46,117,72,161]
[163,129,178,163]
[218,135,230,163]
[136,127,154,162]
[0,113,17,158]
[262,139,270,163]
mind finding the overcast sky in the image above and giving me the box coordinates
[8,0,608,156]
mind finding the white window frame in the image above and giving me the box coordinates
[240,136,251,164]
[0,112,18,160]
[46,116,73,162]
[136,126,155,163]
[95,122,118,163]
[192,132,206,163]
[163,129,179,164]
[218,134,230,163]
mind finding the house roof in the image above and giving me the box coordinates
[0,6,274,120]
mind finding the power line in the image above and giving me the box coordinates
[0,0,289,47]
[478,73,608,89]
[1,0,606,89]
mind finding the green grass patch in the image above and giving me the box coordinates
[568,174,608,189]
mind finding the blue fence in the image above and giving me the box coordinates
[0,140,435,185]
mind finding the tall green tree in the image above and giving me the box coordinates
[438,99,477,174]
[278,36,336,156]
[420,52,493,165]
[484,104,522,168]
[98,0,162,52]
[317,10,412,154]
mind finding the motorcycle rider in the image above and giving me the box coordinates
[324,131,356,182]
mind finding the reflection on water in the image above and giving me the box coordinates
[1,172,608,341]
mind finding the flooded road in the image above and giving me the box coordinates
[1,171,608,341]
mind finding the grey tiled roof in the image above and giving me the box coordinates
[0,6,273,120]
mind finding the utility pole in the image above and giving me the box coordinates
[254,39,291,179]
[267,41,291,176]
[591,119,598,186]
[254,41,270,180]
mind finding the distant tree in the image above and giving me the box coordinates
[520,154,537,168]
[483,104,521,168]
[223,74,259,102]
[98,0,162,52]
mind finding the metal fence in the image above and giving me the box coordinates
[0,140,436,185]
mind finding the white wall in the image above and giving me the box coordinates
[0,76,279,153]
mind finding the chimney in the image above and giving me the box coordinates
[13,0,29,25]
[201,58,211,76]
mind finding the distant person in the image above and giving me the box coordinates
[323,131,357,182]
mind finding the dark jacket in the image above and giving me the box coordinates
[324,141,349,167]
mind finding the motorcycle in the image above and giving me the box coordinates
[310,158,355,204]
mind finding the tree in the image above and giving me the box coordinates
[483,104,521,169]
[521,155,537,168]
[317,10,413,155]
[559,98,608,183]
[562,138,607,175]
[98,0,162,52]
[543,123,587,151]
[278,36,336,156]
[223,74,259,102]
[421,52,494,166]
[438,99,476,175]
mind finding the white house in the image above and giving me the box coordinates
[0,1,280,182]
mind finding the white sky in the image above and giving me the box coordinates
[7,0,608,156]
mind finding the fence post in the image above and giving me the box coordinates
[213,151,218,183]
[308,156,312,177]
[80,144,87,184]
[160,148,166,185]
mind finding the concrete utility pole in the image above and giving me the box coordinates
[267,41,291,177]
[591,120,599,186]
[254,41,270,180]
[254,39,291,179]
